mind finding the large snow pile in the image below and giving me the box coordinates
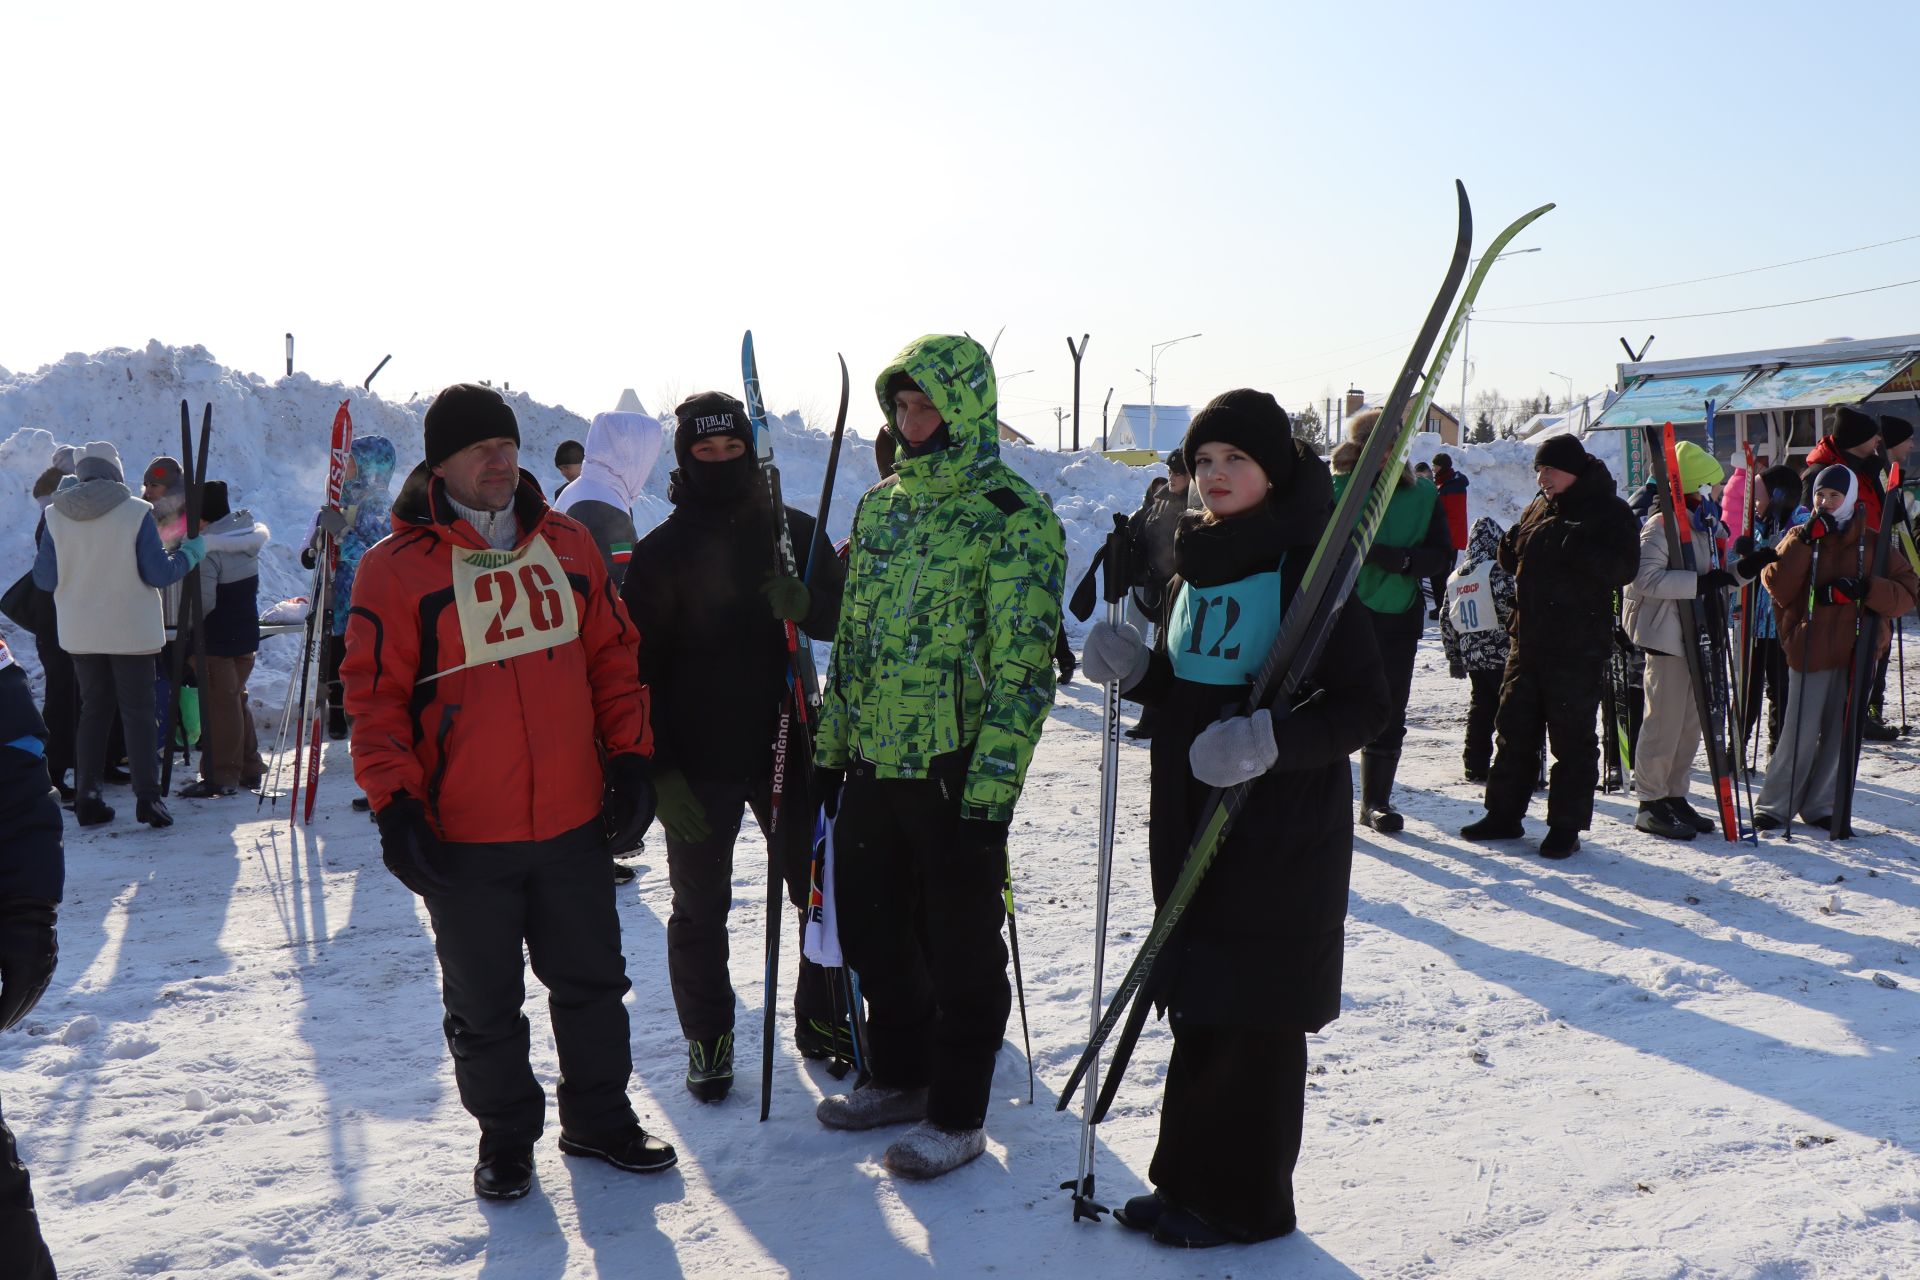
[1406,429,1631,535]
[1,343,1156,710]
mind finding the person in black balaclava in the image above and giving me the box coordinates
[621,391,850,1101]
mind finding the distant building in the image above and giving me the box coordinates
[1105,403,1192,453]
[1342,387,1461,444]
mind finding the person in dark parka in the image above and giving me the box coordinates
[1461,434,1640,858]
[1082,389,1391,1249]
[0,627,65,1279]
[1331,409,1455,831]
[621,391,848,1097]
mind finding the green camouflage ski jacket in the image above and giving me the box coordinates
[815,334,1066,822]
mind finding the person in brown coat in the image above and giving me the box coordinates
[1753,465,1918,831]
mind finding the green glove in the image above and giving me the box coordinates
[761,571,811,623]
[654,769,712,844]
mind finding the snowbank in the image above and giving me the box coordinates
[1,343,1157,714]
[1407,429,1630,535]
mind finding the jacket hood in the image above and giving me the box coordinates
[575,410,663,509]
[203,511,269,552]
[50,476,134,522]
[873,334,999,494]
[1465,514,1503,562]
[343,436,397,507]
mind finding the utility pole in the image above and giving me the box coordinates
[285,333,294,378]
[1101,387,1114,451]
[1137,333,1202,454]
[1066,334,1090,451]
[1054,406,1069,450]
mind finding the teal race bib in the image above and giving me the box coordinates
[1166,571,1284,686]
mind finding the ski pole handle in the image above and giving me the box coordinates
[1101,514,1131,606]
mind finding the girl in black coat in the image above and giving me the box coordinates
[1082,389,1391,1248]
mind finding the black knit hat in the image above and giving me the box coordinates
[554,439,584,467]
[1833,404,1880,450]
[1181,389,1295,492]
[1758,463,1802,513]
[1879,413,1914,450]
[1533,433,1589,475]
[424,383,520,467]
[672,391,755,469]
[1164,447,1187,477]
[200,480,231,524]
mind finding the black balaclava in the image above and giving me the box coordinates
[672,391,759,504]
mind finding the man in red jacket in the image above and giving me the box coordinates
[342,383,671,1201]
[1800,405,1884,532]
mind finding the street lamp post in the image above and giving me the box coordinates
[1139,332,1202,453]
[1459,248,1540,437]
[1548,370,1574,414]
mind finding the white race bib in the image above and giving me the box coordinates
[1446,559,1500,634]
[439,537,581,678]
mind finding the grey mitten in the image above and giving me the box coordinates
[1081,621,1150,692]
[1189,708,1279,787]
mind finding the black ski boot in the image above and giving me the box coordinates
[686,1033,734,1102]
[1665,796,1715,834]
[1460,813,1525,841]
[473,1139,534,1201]
[74,795,114,827]
[1359,752,1405,834]
[1634,800,1694,840]
[136,795,174,828]
[1539,826,1580,859]
[1863,712,1899,743]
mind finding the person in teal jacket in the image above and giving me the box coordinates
[812,334,1065,1181]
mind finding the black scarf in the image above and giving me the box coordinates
[1173,506,1297,588]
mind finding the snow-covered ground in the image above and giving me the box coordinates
[6,346,1918,1277]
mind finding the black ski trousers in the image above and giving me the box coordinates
[0,1095,55,1280]
[1485,644,1604,831]
[1464,668,1502,774]
[73,654,157,803]
[832,763,1010,1131]
[422,823,638,1148]
[1361,605,1421,767]
[1741,635,1789,755]
[664,773,834,1042]
[31,629,75,790]
[1149,1021,1305,1243]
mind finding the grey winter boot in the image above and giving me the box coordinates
[815,1083,928,1132]
[882,1121,987,1179]
[1634,800,1696,840]
[1359,751,1404,834]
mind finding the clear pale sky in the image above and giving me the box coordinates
[6,1,1916,449]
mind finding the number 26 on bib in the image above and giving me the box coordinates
[449,538,581,671]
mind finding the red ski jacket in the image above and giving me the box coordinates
[342,468,650,844]
[1800,438,1884,532]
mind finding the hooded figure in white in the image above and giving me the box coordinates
[553,407,664,589]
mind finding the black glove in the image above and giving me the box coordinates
[1735,547,1779,579]
[376,795,453,897]
[1696,568,1737,596]
[0,897,58,1033]
[1818,576,1870,606]
[957,816,1012,858]
[1365,542,1411,574]
[602,753,657,853]
[1732,535,1756,558]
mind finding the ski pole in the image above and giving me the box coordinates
[1064,513,1130,1223]
[1003,859,1034,1106]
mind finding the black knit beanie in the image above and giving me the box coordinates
[1759,463,1802,513]
[1181,389,1295,492]
[200,480,231,524]
[1833,404,1880,450]
[1165,448,1188,477]
[1879,413,1914,450]
[1533,433,1590,475]
[424,384,520,467]
[672,391,755,470]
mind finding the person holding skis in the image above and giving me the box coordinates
[1460,434,1639,858]
[1331,409,1453,832]
[341,383,672,1201]
[301,436,396,746]
[811,335,1065,1181]
[1753,466,1917,831]
[0,627,63,1280]
[619,390,846,1100]
[1080,388,1390,1248]
[1440,516,1516,783]
[1621,442,1772,840]
[178,482,269,798]
[33,442,205,829]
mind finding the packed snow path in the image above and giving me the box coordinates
[6,630,1918,1278]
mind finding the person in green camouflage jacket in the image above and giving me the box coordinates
[812,334,1065,1180]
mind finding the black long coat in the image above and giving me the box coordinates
[1128,447,1391,1033]
[1497,455,1640,661]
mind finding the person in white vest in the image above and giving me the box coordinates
[31,442,204,829]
